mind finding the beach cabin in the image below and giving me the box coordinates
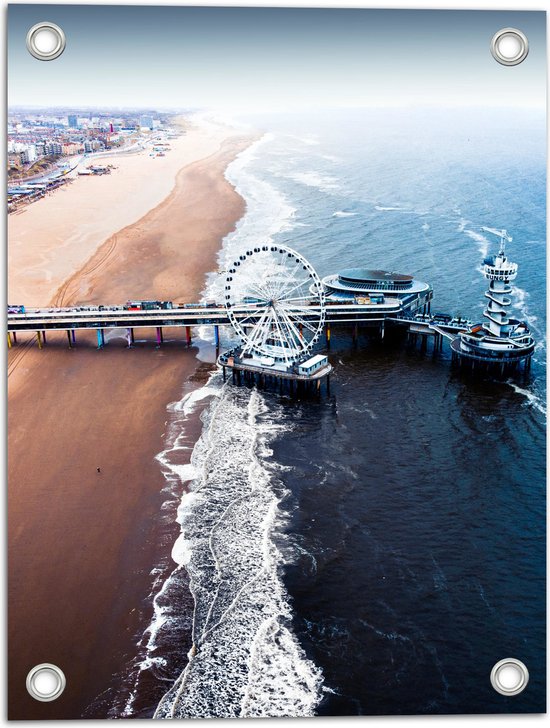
[298,354,328,376]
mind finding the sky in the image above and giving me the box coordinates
[7,5,547,112]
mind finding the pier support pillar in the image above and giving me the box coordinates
[42,330,47,344]
[7,332,12,349]
[36,331,43,350]
[156,327,163,346]
[380,321,385,340]
[222,366,226,382]
[12,332,17,344]
[214,325,220,348]
[186,326,192,346]
[326,324,331,348]
[67,330,73,348]
[126,328,134,347]
[97,329,104,349]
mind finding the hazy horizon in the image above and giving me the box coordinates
[8,6,546,112]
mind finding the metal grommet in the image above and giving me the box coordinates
[26,663,66,702]
[490,28,529,66]
[490,658,529,696]
[26,22,66,61]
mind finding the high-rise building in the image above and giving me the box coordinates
[44,142,63,156]
[68,115,78,128]
[62,143,81,156]
[20,145,36,164]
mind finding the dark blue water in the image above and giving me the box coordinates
[139,107,545,717]
[237,107,546,714]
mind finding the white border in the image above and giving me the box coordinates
[2,1,548,726]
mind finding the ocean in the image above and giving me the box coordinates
[118,107,546,716]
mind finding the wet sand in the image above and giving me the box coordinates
[8,130,253,719]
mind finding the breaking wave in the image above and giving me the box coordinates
[507,382,547,418]
[153,380,324,718]
[285,170,340,193]
[116,377,220,719]
[204,133,296,304]
[125,128,324,719]
[510,285,540,331]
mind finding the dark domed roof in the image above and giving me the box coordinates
[338,268,413,284]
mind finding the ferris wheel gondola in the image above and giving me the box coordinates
[224,244,325,364]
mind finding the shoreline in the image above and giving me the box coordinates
[7,116,244,306]
[8,119,256,719]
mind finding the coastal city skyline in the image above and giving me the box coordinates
[7,106,176,209]
[8,6,546,111]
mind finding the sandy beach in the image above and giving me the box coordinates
[8,117,240,306]
[8,118,254,719]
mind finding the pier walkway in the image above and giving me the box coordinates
[7,298,422,335]
[7,301,470,351]
[388,313,473,338]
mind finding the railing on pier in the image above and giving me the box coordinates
[7,298,428,334]
[388,313,473,338]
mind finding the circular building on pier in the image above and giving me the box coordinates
[321,268,431,302]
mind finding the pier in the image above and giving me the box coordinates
[7,234,534,388]
[6,297,435,347]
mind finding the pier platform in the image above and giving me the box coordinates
[218,350,332,394]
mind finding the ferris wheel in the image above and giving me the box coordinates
[224,244,325,364]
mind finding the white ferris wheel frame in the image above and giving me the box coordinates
[224,244,326,364]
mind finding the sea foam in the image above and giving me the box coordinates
[154,383,323,718]
[117,375,222,719]
[332,210,357,218]
[286,170,340,193]
[463,228,489,258]
[203,133,297,307]
[507,382,547,417]
[144,130,323,718]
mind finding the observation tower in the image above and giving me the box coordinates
[451,229,535,373]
